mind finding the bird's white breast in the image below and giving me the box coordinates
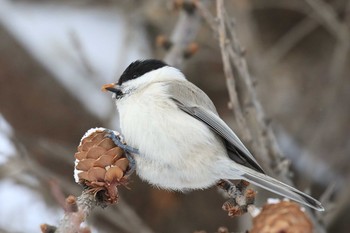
[117,82,229,190]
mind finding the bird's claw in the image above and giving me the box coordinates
[104,129,139,154]
[217,179,256,217]
[104,129,138,176]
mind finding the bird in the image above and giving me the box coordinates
[102,59,324,211]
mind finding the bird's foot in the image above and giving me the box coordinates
[104,129,139,154]
[104,129,138,176]
[217,179,256,217]
[124,152,136,177]
[217,179,246,197]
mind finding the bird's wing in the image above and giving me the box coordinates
[166,80,264,173]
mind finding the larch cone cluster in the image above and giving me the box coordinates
[250,201,313,233]
[74,128,130,204]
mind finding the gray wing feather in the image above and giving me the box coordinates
[237,165,324,211]
[166,80,217,113]
[166,80,324,211]
[166,80,264,173]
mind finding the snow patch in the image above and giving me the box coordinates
[267,198,281,204]
[0,114,15,165]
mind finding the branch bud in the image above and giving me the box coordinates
[183,42,199,59]
[156,35,173,50]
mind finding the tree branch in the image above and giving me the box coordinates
[216,0,253,145]
[199,0,326,232]
[55,192,99,233]
[215,0,287,178]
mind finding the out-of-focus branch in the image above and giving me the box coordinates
[304,0,350,79]
[252,1,308,14]
[163,1,207,68]
[254,0,345,72]
[69,31,98,78]
[260,17,318,72]
[305,0,349,40]
[54,193,98,233]
[323,175,350,228]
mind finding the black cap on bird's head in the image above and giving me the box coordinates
[117,59,168,85]
[101,59,168,95]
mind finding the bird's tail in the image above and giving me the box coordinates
[230,164,324,211]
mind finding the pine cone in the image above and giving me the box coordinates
[250,201,313,233]
[74,128,130,204]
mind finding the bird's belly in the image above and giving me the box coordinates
[119,99,227,190]
[135,155,219,190]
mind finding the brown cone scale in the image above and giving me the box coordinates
[74,129,130,204]
[250,201,313,233]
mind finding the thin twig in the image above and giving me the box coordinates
[215,0,286,177]
[55,192,98,233]
[216,0,253,145]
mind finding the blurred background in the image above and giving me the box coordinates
[0,0,349,232]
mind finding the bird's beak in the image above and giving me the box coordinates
[101,83,119,94]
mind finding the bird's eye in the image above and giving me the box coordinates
[116,89,123,96]
[114,89,125,100]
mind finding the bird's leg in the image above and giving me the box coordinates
[104,129,139,154]
[104,129,138,175]
[124,152,136,177]
[217,179,242,198]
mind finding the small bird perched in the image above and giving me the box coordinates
[102,59,324,211]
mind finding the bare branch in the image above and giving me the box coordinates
[215,0,287,177]
[216,0,253,145]
[55,192,99,233]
